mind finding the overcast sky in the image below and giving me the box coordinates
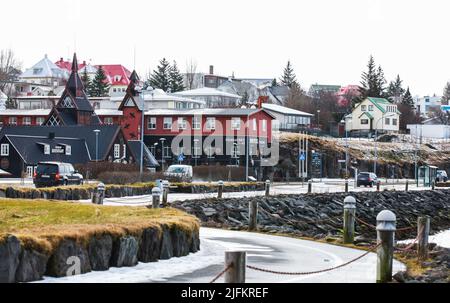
[2,0,449,96]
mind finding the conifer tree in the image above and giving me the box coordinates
[89,65,110,97]
[271,78,278,87]
[280,61,298,88]
[168,61,185,93]
[357,55,387,104]
[81,68,91,95]
[442,82,450,106]
[387,75,405,103]
[148,58,171,92]
[402,87,414,107]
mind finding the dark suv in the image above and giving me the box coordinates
[34,162,84,188]
[357,172,379,187]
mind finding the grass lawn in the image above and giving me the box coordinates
[0,199,199,252]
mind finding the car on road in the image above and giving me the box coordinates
[33,162,84,188]
[164,165,193,182]
[356,172,379,187]
[436,170,448,182]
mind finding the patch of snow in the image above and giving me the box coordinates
[398,229,450,248]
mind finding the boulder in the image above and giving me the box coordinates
[171,228,190,257]
[159,225,174,260]
[111,236,138,267]
[0,235,21,283]
[46,239,91,277]
[16,249,49,282]
[88,235,113,271]
[190,229,200,253]
[138,227,162,263]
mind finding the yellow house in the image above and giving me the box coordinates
[345,97,400,134]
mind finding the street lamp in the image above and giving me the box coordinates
[160,138,166,171]
[317,110,321,128]
[340,116,350,178]
[373,112,396,174]
[93,129,101,162]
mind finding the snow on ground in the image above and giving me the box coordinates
[399,229,450,248]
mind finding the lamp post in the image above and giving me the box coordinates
[160,138,166,171]
[317,110,321,129]
[93,129,101,162]
[374,113,396,174]
[340,117,350,178]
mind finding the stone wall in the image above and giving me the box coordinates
[173,190,450,240]
[0,224,200,283]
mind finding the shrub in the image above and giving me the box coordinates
[97,171,183,185]
[193,165,245,181]
[74,163,140,180]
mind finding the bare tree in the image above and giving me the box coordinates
[185,59,197,90]
[0,49,22,95]
[428,106,450,125]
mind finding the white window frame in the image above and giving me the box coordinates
[44,144,50,155]
[26,166,34,178]
[148,117,156,129]
[22,117,32,125]
[8,117,17,125]
[385,118,390,125]
[361,119,369,125]
[123,144,126,158]
[0,144,9,156]
[104,117,113,125]
[231,117,241,130]
[36,117,45,125]
[65,145,72,155]
[392,118,398,126]
[193,139,201,158]
[206,117,216,130]
[368,105,374,111]
[192,116,201,130]
[361,105,367,111]
[163,146,171,158]
[114,144,120,158]
[178,117,187,130]
[253,119,257,131]
[163,117,172,130]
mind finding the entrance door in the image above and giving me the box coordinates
[26,166,34,178]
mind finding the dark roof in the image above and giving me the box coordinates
[269,86,290,97]
[5,135,90,165]
[0,125,121,161]
[127,141,159,167]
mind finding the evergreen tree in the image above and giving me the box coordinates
[357,55,387,104]
[148,58,171,92]
[402,87,414,107]
[89,65,110,97]
[387,75,405,103]
[442,82,450,105]
[271,78,278,87]
[280,61,298,88]
[81,68,91,95]
[168,61,185,93]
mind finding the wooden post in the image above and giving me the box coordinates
[217,180,224,199]
[405,180,409,192]
[431,181,435,190]
[162,180,169,207]
[224,251,246,283]
[308,180,312,193]
[151,187,161,209]
[376,210,396,283]
[343,196,356,244]
[376,181,380,192]
[417,216,430,261]
[248,200,258,231]
[265,180,270,197]
[344,180,349,193]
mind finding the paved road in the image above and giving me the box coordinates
[39,228,405,283]
[86,182,430,207]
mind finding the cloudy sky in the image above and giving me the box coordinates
[2,0,449,96]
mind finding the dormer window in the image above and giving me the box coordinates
[114,75,121,82]
[62,96,75,108]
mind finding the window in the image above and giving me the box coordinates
[193,116,201,130]
[22,117,31,125]
[163,117,172,129]
[8,117,17,125]
[26,166,34,178]
[113,88,117,93]
[178,117,187,130]
[163,146,171,158]
[361,105,367,111]
[104,117,113,125]
[393,119,398,126]
[262,120,267,132]
[361,119,369,125]
[193,140,201,158]
[0,144,9,156]
[206,117,216,130]
[65,145,71,155]
[36,117,45,125]
[44,144,50,155]
[231,117,241,130]
[148,117,156,129]
[253,119,257,131]
[232,143,240,158]
[368,105,374,111]
[114,144,120,158]
[123,144,126,158]
[385,118,390,125]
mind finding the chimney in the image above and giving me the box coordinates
[60,57,63,62]
[48,132,55,140]
[209,65,214,75]
[257,96,269,109]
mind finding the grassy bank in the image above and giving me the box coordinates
[0,199,199,253]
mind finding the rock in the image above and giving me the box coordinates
[159,225,174,260]
[138,227,162,262]
[88,235,113,271]
[16,249,49,282]
[202,207,217,217]
[0,189,6,198]
[111,236,138,267]
[46,239,91,277]
[0,235,21,283]
[190,229,200,253]
[393,271,409,283]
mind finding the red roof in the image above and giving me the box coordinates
[55,58,131,86]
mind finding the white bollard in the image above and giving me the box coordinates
[376,210,396,283]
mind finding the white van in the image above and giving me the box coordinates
[165,165,193,182]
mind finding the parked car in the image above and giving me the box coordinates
[164,165,193,182]
[34,162,84,188]
[436,170,448,182]
[356,172,379,187]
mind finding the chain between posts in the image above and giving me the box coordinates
[246,243,381,276]
[353,215,416,233]
[209,263,233,283]
[395,225,424,253]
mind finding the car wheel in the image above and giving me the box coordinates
[63,180,68,186]
[79,180,83,185]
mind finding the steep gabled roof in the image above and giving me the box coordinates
[118,70,144,111]
[20,55,68,79]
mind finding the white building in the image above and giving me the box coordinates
[0,90,7,110]
[174,87,242,108]
[346,97,400,134]
[261,103,312,130]
[407,124,450,139]
[413,95,442,116]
